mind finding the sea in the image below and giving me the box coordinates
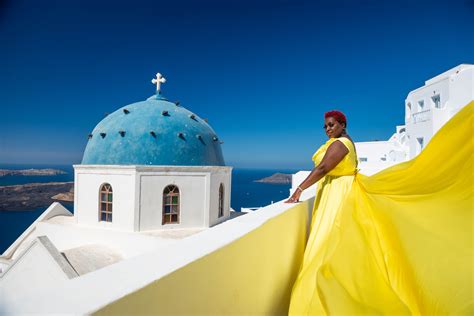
[0,164,297,253]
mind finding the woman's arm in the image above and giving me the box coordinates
[285,140,349,203]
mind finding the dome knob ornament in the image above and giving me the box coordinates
[151,72,166,95]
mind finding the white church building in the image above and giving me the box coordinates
[0,73,234,307]
[76,73,232,231]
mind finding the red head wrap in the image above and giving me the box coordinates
[324,110,347,126]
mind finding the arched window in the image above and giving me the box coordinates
[218,183,224,218]
[163,185,180,224]
[99,183,113,222]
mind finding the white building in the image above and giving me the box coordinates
[356,64,474,175]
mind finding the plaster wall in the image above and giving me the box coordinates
[0,259,8,274]
[405,65,473,158]
[406,79,445,158]
[445,66,474,113]
[291,171,317,200]
[33,221,173,258]
[74,166,137,231]
[0,238,73,313]
[209,168,232,226]
[405,80,449,123]
[406,120,433,158]
[355,141,396,163]
[2,202,72,260]
[74,165,232,232]
[138,172,207,230]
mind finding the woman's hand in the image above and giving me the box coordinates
[285,189,302,203]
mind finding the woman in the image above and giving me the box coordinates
[286,110,359,314]
[285,104,473,315]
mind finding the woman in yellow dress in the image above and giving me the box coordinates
[286,104,473,315]
[286,110,359,314]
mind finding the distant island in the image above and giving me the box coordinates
[0,182,74,211]
[0,169,67,177]
[254,173,292,184]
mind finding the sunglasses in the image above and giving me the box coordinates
[323,122,336,129]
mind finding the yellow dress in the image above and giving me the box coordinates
[289,101,473,315]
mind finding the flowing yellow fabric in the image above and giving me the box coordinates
[289,101,474,315]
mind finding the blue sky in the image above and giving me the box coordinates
[0,0,473,169]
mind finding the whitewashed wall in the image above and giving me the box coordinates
[74,165,232,232]
[406,64,474,158]
[209,168,232,227]
[291,171,317,200]
[137,166,231,230]
[356,140,394,163]
[74,166,137,231]
[138,172,207,230]
[356,64,473,168]
[34,221,170,258]
[2,202,72,260]
[0,237,77,312]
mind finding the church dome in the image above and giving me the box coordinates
[81,93,225,166]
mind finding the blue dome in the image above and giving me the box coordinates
[82,95,225,166]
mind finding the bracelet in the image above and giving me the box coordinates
[296,186,303,192]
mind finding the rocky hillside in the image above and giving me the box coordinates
[0,182,74,211]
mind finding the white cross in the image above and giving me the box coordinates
[151,73,166,93]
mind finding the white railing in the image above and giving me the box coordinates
[412,109,431,123]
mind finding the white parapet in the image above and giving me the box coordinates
[0,188,316,314]
[291,170,318,201]
[1,202,73,260]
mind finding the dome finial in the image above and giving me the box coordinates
[151,72,166,95]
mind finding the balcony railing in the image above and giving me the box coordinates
[412,109,431,123]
